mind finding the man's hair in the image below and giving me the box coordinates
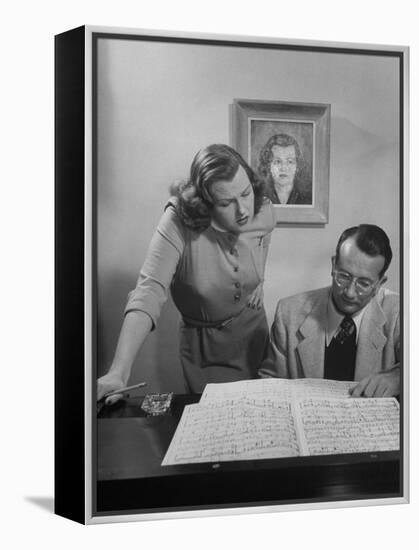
[335,224,393,278]
[257,133,304,180]
[170,144,266,231]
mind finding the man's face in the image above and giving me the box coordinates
[331,237,386,315]
[270,145,297,186]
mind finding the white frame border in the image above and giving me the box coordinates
[83,25,409,525]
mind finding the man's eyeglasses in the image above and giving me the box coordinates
[333,269,379,296]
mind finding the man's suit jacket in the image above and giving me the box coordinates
[259,286,400,381]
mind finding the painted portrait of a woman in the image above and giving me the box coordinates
[257,133,312,205]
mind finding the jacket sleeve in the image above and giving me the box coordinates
[382,289,400,371]
[390,312,401,395]
[124,206,185,329]
[393,306,400,369]
[258,300,290,379]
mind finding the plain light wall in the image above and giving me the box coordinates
[97,38,400,393]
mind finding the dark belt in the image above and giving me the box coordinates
[182,306,247,331]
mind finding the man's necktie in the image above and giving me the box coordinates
[324,316,357,380]
[335,316,356,345]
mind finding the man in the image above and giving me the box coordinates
[259,224,400,397]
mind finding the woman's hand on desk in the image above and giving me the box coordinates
[97,371,126,404]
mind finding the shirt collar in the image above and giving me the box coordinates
[210,219,228,232]
[326,290,369,346]
[210,220,240,243]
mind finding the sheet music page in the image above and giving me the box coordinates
[289,378,356,400]
[293,397,400,456]
[201,378,356,406]
[162,400,300,465]
[200,378,294,404]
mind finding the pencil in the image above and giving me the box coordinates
[103,382,147,398]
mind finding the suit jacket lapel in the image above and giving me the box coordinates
[354,295,387,380]
[297,289,329,378]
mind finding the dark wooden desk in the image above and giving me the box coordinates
[96,394,401,515]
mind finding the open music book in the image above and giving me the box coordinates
[162,378,400,466]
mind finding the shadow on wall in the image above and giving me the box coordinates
[331,116,397,165]
[97,270,186,394]
[331,116,399,291]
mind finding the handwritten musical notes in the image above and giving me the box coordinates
[162,402,299,465]
[201,378,357,403]
[162,379,400,466]
[295,397,400,455]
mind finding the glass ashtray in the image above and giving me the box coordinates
[140,392,173,416]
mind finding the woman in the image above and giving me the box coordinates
[258,133,312,205]
[97,144,275,400]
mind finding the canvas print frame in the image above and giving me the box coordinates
[54,25,409,525]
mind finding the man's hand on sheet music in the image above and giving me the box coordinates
[349,367,400,398]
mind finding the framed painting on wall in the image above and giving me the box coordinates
[232,99,331,224]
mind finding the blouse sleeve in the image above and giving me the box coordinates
[242,198,276,236]
[261,199,276,236]
[124,204,185,329]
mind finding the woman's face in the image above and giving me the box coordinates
[270,144,297,186]
[209,166,255,233]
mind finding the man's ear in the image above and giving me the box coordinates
[379,275,388,287]
[372,275,387,298]
[331,256,336,275]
